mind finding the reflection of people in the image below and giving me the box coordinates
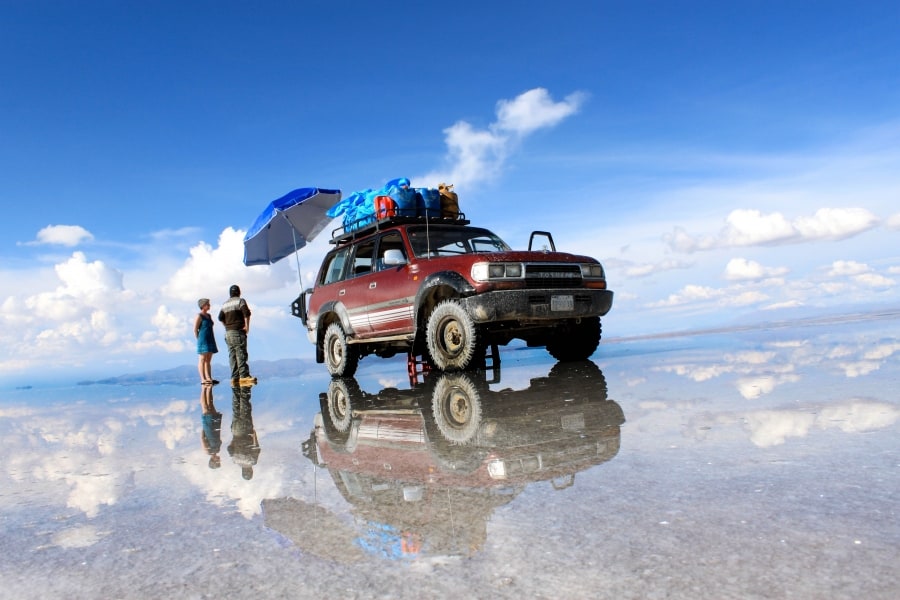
[218,284,255,385]
[228,385,260,480]
[200,385,222,469]
[194,298,219,385]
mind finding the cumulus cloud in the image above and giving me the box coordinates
[724,258,789,281]
[30,224,94,246]
[826,260,895,288]
[163,227,284,302]
[666,207,879,253]
[648,284,724,307]
[0,249,199,373]
[25,252,127,320]
[417,87,586,189]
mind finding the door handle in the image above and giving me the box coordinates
[339,289,346,296]
[369,282,377,289]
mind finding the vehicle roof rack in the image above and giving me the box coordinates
[330,210,470,245]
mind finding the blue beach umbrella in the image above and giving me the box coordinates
[243,187,341,266]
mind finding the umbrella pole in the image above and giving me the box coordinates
[286,214,304,289]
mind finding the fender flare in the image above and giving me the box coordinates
[412,271,476,332]
[313,301,356,362]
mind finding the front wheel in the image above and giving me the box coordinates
[547,317,601,362]
[426,300,478,371]
[322,322,359,377]
[430,373,483,445]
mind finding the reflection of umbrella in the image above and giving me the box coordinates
[243,187,341,266]
[261,497,364,563]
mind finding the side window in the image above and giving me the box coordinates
[351,240,376,277]
[376,232,406,271]
[322,247,350,285]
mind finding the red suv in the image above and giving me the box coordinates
[293,215,613,376]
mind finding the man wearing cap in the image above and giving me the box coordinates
[218,284,255,385]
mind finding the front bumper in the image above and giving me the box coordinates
[460,289,613,323]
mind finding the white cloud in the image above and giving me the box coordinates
[825,260,895,289]
[724,258,789,281]
[163,227,287,302]
[494,88,586,136]
[648,284,724,307]
[417,87,585,190]
[854,272,895,288]
[827,260,870,277]
[31,224,94,246]
[720,290,770,306]
[667,207,879,253]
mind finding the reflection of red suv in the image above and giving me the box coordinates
[294,215,613,376]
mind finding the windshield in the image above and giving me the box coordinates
[407,226,511,258]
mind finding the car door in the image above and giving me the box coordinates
[339,238,378,335]
[365,231,416,336]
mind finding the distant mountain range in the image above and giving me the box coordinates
[77,358,317,386]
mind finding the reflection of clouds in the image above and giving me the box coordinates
[655,327,897,398]
[736,373,801,399]
[26,422,135,518]
[742,409,818,447]
[158,413,194,450]
[691,400,900,448]
[863,342,900,360]
[837,360,883,377]
[46,525,107,549]
[4,400,197,519]
[656,351,778,383]
[177,445,287,519]
[657,363,734,382]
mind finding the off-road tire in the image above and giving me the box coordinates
[323,322,359,377]
[430,373,483,445]
[426,300,478,371]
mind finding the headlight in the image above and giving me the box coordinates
[472,262,525,281]
[580,263,605,278]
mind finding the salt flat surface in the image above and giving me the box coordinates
[1,315,898,599]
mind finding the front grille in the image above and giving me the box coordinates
[524,264,583,289]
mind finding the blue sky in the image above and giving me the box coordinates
[2,1,899,383]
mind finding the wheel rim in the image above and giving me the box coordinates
[440,317,464,357]
[327,335,343,366]
[327,382,351,431]
[445,387,471,424]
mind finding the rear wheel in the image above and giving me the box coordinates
[319,378,360,446]
[426,300,478,371]
[547,317,601,362]
[323,322,359,377]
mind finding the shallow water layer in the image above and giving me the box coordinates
[1,315,898,599]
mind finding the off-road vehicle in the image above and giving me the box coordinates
[293,213,613,376]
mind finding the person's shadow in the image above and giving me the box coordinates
[200,385,223,469]
[228,385,260,480]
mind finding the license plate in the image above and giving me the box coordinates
[561,414,585,430]
[551,295,574,311]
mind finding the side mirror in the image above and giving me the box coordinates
[382,249,407,266]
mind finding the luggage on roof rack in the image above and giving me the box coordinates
[330,211,469,244]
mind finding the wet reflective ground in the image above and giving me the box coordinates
[2,314,899,599]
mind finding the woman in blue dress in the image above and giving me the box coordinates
[194,298,219,385]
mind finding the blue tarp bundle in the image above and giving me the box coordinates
[326,177,442,231]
